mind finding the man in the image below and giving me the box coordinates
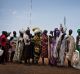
[66,29,75,67]
[72,29,80,69]
[41,30,49,65]
[23,28,32,64]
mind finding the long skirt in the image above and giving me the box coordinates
[24,45,31,60]
[49,44,57,65]
[41,48,48,58]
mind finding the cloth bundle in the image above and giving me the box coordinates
[71,50,79,65]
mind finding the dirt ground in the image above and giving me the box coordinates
[0,63,80,74]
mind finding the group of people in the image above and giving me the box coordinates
[0,24,80,69]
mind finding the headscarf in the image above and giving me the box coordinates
[77,29,80,33]
[54,28,60,37]
[32,27,42,34]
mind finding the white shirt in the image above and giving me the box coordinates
[23,33,30,45]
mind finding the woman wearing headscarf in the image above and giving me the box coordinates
[16,30,24,63]
[40,30,49,65]
[72,29,80,69]
[33,28,41,64]
[49,28,60,66]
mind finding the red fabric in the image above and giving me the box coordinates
[0,34,7,47]
[41,34,48,58]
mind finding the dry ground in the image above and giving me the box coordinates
[0,63,80,74]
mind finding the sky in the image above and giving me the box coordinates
[0,0,80,38]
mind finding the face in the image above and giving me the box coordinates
[20,32,23,37]
[13,31,16,36]
[50,31,53,35]
[43,30,48,35]
[56,30,60,37]
[26,30,30,35]
[69,30,72,35]
[44,31,47,35]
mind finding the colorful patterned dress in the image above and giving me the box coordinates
[41,34,48,58]
[33,35,41,63]
[49,37,58,65]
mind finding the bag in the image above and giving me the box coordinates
[0,48,4,56]
[71,50,79,65]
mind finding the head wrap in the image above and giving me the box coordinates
[32,27,42,34]
[43,30,48,34]
[54,28,60,37]
[13,31,16,34]
[77,29,80,33]
[69,29,73,34]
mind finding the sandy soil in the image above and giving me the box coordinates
[0,63,80,74]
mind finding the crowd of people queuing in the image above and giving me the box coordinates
[0,24,80,70]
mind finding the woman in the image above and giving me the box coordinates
[49,28,60,66]
[23,28,32,64]
[33,28,41,64]
[57,33,66,66]
[72,29,80,69]
[0,31,8,64]
[41,30,48,65]
[10,31,18,62]
[76,29,80,53]
[17,30,24,63]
